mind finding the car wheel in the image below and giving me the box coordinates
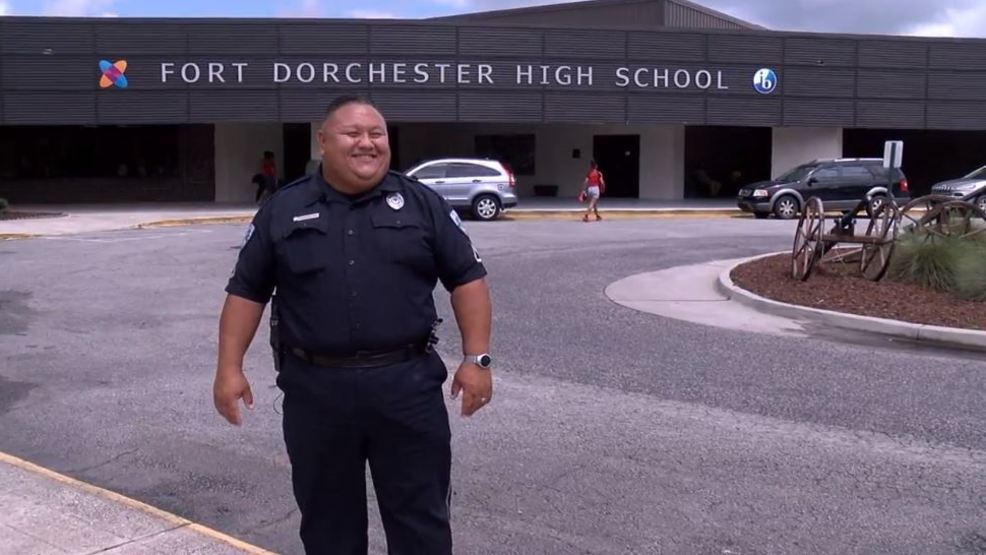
[866,194,887,218]
[976,195,986,214]
[754,212,769,220]
[472,194,501,221]
[772,195,800,220]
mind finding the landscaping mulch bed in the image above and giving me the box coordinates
[731,253,986,331]
[0,210,65,221]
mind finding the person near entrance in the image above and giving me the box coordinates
[213,95,494,554]
[581,159,606,222]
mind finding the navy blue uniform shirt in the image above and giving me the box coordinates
[225,169,487,355]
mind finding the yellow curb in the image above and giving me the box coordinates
[0,451,277,555]
[136,216,254,228]
[0,233,37,240]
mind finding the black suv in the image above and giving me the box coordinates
[736,158,910,219]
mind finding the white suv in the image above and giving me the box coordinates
[405,158,519,221]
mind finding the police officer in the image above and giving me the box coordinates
[213,95,493,554]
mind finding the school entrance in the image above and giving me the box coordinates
[593,135,641,198]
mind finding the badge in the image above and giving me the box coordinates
[386,193,405,211]
[292,212,319,222]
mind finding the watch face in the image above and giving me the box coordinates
[478,354,492,368]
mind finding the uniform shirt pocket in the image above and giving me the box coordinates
[276,218,332,274]
[370,213,432,268]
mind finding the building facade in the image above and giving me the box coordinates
[2,0,985,203]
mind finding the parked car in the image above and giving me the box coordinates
[404,158,519,221]
[736,158,910,220]
[930,164,986,211]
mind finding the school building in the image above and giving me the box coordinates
[1,0,985,203]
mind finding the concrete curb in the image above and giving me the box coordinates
[135,215,254,228]
[136,211,744,227]
[0,233,37,240]
[504,209,744,220]
[716,252,986,351]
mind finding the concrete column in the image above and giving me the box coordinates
[306,121,323,176]
[213,123,283,202]
[771,127,843,179]
[639,125,685,200]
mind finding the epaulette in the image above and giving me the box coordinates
[389,169,418,183]
[265,174,314,201]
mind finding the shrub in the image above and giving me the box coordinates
[0,198,7,212]
[888,228,986,299]
[953,246,986,300]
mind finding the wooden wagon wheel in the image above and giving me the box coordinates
[933,201,986,241]
[860,202,900,281]
[791,196,824,281]
[899,195,952,239]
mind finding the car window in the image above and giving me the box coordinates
[864,165,900,180]
[777,164,814,182]
[811,167,840,181]
[412,164,447,179]
[964,165,986,179]
[841,165,873,181]
[447,163,501,178]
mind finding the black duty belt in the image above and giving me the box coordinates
[288,341,428,369]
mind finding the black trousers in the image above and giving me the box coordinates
[277,351,453,555]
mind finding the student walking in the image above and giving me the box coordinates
[581,160,605,222]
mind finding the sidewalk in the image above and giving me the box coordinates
[0,452,274,554]
[0,204,258,237]
[0,199,740,238]
[606,255,986,352]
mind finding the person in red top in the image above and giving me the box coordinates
[581,159,605,222]
[255,151,277,203]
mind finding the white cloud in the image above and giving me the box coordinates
[43,0,116,16]
[905,5,986,37]
[431,0,471,7]
[348,9,399,19]
[275,0,322,18]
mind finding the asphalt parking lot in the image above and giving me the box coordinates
[2,217,985,554]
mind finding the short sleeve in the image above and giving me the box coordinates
[225,204,276,304]
[424,191,488,291]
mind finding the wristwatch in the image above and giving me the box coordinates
[463,353,492,369]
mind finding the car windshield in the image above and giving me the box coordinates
[775,164,814,182]
[964,165,986,179]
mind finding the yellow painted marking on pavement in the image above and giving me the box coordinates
[136,216,254,228]
[0,450,278,555]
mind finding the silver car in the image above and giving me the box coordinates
[930,164,986,211]
[405,158,519,221]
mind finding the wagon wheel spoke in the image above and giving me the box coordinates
[900,195,949,238]
[861,203,899,281]
[930,201,986,240]
[791,197,824,281]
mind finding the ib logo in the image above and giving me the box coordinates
[752,68,777,95]
[99,59,129,89]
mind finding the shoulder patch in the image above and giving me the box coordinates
[242,223,255,246]
[450,209,465,231]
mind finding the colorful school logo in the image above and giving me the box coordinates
[99,59,129,89]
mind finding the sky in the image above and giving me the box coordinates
[2,0,985,38]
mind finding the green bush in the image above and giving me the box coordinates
[0,198,7,212]
[888,229,986,299]
[954,247,986,300]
